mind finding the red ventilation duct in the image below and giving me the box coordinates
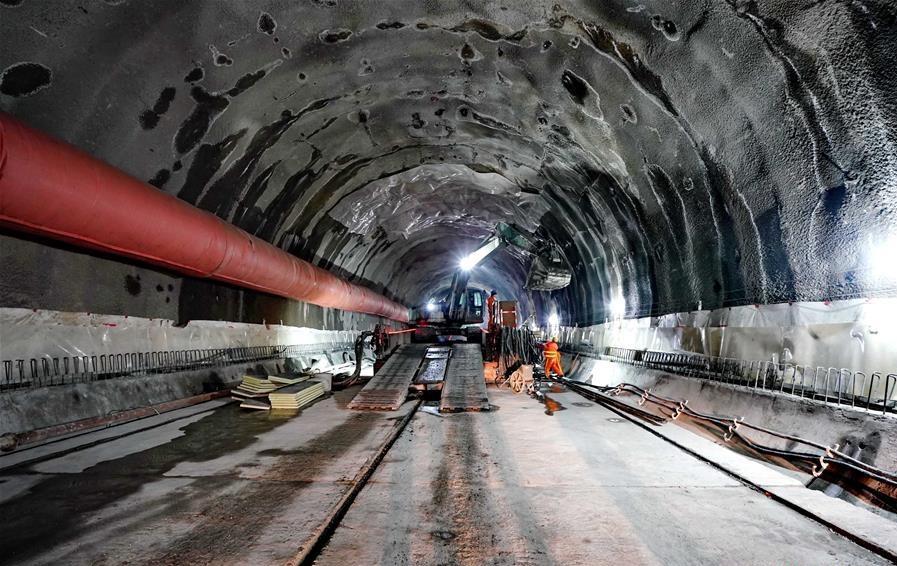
[0,113,409,322]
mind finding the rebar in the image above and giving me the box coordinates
[1,342,354,392]
[593,346,897,415]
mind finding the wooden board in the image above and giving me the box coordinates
[236,383,278,393]
[268,381,320,397]
[231,380,292,398]
[268,382,326,411]
[499,300,517,327]
[348,344,427,411]
[239,398,270,411]
[268,374,311,385]
[231,387,275,399]
[440,344,491,412]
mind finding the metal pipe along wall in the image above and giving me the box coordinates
[0,113,409,322]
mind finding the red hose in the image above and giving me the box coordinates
[386,328,417,335]
[0,113,409,322]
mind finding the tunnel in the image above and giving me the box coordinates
[1,1,897,564]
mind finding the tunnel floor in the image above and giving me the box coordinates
[0,387,889,565]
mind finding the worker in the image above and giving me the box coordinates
[486,289,498,328]
[543,336,564,377]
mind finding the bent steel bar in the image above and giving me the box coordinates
[0,342,355,391]
[0,113,409,322]
[593,345,897,415]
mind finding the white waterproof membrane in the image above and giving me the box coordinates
[0,308,360,363]
[557,298,897,395]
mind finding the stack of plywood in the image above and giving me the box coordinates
[268,381,326,411]
[231,375,279,400]
[268,374,310,386]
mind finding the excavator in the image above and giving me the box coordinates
[435,222,571,330]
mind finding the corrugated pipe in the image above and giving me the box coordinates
[0,113,409,322]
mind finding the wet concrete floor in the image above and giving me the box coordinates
[0,388,413,565]
[316,388,892,566]
[0,387,891,565]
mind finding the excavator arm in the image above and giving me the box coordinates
[495,223,572,291]
[442,223,571,325]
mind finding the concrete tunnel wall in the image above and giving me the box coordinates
[1,1,896,333]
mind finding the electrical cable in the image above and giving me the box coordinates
[559,377,897,491]
[604,381,897,483]
[553,378,667,425]
[331,331,374,390]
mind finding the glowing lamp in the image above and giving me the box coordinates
[608,296,626,319]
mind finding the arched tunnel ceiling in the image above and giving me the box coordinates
[1,0,896,325]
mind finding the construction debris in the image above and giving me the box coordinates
[420,405,443,417]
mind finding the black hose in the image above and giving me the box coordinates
[332,331,373,390]
[609,381,897,483]
[552,377,667,425]
[563,378,897,488]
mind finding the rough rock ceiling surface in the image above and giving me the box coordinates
[1,0,895,325]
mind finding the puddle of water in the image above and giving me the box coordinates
[542,394,566,416]
[32,411,214,474]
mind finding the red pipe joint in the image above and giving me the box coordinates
[0,113,409,322]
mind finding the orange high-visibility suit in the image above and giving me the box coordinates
[543,339,564,376]
[486,294,497,327]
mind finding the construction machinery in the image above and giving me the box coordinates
[428,222,571,331]
[445,222,570,322]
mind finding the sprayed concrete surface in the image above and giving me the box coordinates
[0,388,414,565]
[316,387,890,565]
[5,2,897,327]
